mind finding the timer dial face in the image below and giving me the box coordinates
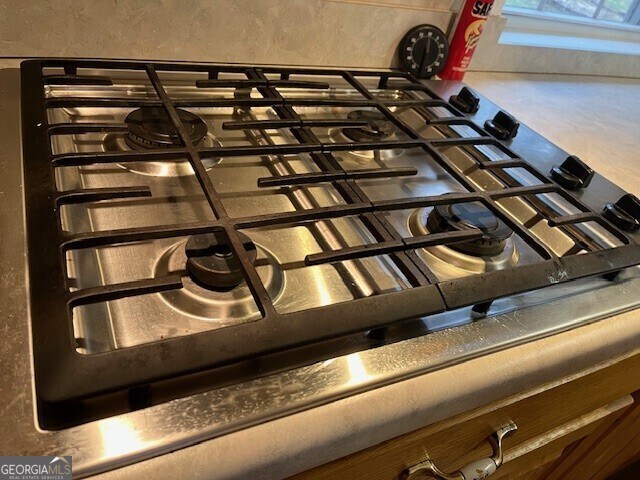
[398,25,449,79]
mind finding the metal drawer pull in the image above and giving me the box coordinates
[400,422,517,480]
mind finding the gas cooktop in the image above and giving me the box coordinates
[20,60,640,433]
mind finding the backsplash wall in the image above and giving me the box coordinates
[0,0,453,68]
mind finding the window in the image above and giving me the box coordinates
[505,0,640,24]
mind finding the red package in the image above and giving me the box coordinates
[439,0,495,80]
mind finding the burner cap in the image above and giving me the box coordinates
[342,110,395,142]
[124,107,208,149]
[427,202,513,256]
[185,232,257,290]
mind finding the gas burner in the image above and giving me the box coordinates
[427,202,513,256]
[330,109,404,162]
[342,110,395,142]
[103,108,221,177]
[186,232,256,290]
[154,236,283,321]
[124,107,208,149]
[408,205,519,276]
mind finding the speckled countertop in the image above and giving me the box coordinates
[464,73,640,195]
[96,73,640,480]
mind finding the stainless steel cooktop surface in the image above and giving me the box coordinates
[3,60,640,477]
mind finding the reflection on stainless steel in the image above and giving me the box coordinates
[346,353,373,386]
[98,418,152,459]
[104,132,222,177]
[3,67,640,479]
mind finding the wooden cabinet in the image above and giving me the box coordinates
[535,390,640,480]
[289,353,640,480]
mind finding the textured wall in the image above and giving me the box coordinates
[0,0,452,68]
[3,1,633,78]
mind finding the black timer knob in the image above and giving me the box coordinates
[450,87,480,114]
[602,194,640,232]
[550,155,594,190]
[398,25,450,79]
[484,110,519,140]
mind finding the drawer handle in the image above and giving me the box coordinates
[399,422,517,480]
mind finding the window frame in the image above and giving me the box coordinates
[503,5,640,35]
[498,3,640,57]
[503,0,640,26]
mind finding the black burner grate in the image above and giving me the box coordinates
[21,59,640,403]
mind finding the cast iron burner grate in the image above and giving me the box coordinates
[22,59,640,405]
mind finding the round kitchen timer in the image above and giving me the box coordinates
[398,24,449,79]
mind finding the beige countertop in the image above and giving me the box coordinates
[98,73,640,480]
[464,73,640,195]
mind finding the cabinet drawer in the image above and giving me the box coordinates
[290,353,640,480]
[494,395,632,480]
